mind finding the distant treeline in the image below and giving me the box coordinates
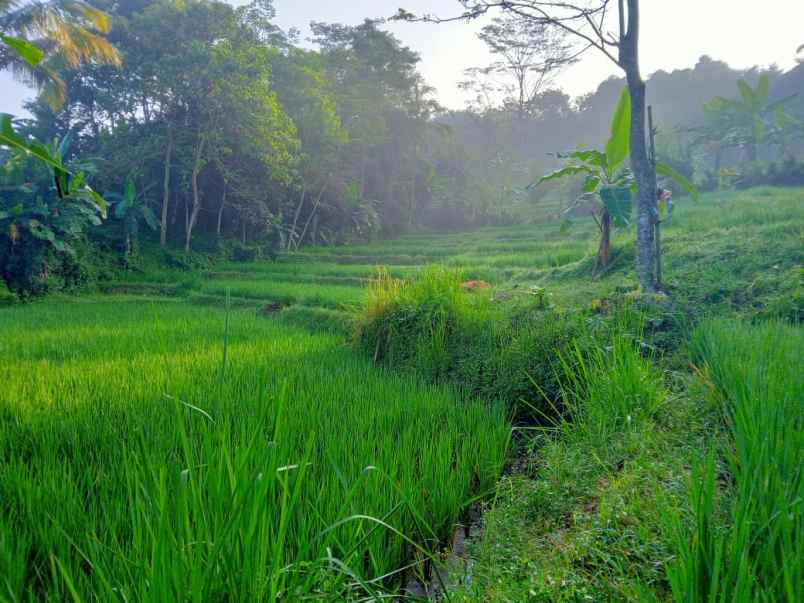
[9,0,804,254]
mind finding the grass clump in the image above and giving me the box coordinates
[669,319,803,602]
[356,266,585,422]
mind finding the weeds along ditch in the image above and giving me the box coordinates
[0,299,510,600]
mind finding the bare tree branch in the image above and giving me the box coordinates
[392,1,620,66]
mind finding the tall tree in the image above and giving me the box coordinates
[462,14,577,119]
[396,0,662,290]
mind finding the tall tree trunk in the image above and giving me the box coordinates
[160,127,173,247]
[185,135,205,252]
[620,0,656,290]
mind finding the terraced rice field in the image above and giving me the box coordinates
[1,186,801,599]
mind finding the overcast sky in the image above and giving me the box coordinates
[2,0,803,114]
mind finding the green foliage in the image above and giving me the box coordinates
[109,176,158,260]
[0,114,71,172]
[656,161,700,202]
[670,319,803,602]
[702,74,799,162]
[356,266,585,421]
[605,86,632,170]
[0,300,509,599]
[0,33,44,66]
[0,137,106,297]
[453,333,696,602]
[535,87,635,267]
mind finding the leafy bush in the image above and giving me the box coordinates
[356,266,586,421]
[231,242,258,263]
[0,138,107,297]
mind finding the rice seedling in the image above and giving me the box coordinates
[0,299,510,600]
[669,319,803,602]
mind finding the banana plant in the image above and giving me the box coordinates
[0,135,107,296]
[108,176,158,261]
[703,75,798,162]
[534,87,698,270]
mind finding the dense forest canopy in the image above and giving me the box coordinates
[1,0,803,293]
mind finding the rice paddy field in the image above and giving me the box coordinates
[103,186,803,325]
[0,186,802,600]
[0,300,509,600]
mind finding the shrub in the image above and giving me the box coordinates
[231,242,259,263]
[356,266,586,422]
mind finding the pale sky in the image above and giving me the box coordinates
[1,0,803,114]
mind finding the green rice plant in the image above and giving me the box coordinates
[669,319,803,602]
[357,265,494,374]
[0,300,510,600]
[198,278,365,309]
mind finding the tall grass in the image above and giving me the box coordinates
[555,331,666,450]
[0,300,510,600]
[358,266,495,371]
[356,266,587,423]
[669,319,803,602]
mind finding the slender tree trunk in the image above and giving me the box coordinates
[160,127,173,246]
[287,183,306,250]
[648,106,663,290]
[216,184,227,238]
[185,135,205,252]
[359,149,367,199]
[297,182,326,250]
[311,213,319,246]
[597,210,611,269]
[620,0,656,290]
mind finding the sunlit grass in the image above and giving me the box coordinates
[670,319,803,602]
[0,300,510,600]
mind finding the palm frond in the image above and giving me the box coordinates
[1,0,119,109]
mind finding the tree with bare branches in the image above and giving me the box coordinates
[394,0,661,290]
[461,15,578,119]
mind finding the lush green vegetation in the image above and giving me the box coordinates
[671,320,802,601]
[2,1,802,600]
[0,299,509,599]
[1,184,799,600]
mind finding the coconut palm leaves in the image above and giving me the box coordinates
[0,0,120,108]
